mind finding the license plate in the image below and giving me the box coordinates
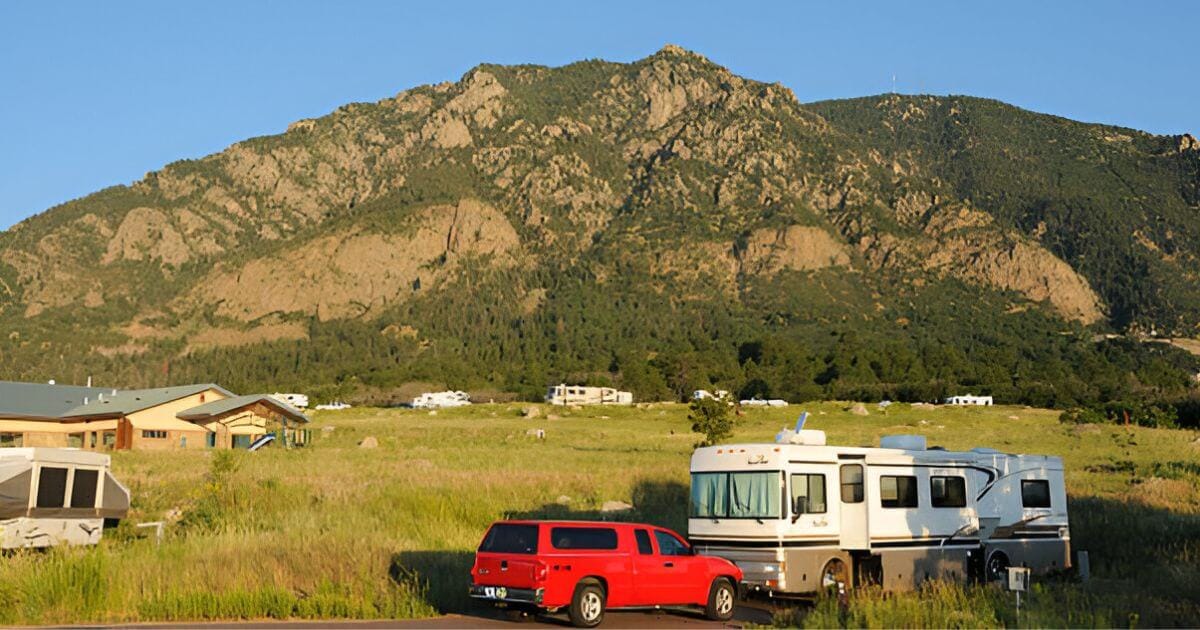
[483,586,508,600]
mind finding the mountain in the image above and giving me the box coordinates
[2,45,1198,408]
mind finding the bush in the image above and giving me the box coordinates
[689,396,734,447]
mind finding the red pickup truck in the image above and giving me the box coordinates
[469,520,742,627]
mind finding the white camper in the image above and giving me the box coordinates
[0,448,130,549]
[271,393,310,409]
[411,391,471,409]
[545,384,632,406]
[688,432,1069,596]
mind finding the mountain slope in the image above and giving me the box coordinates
[1,46,1197,406]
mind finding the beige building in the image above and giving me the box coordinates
[0,381,309,451]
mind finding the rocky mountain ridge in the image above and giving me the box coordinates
[1,46,1197,401]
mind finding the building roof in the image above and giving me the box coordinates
[0,380,234,421]
[176,394,310,423]
[0,381,113,419]
[62,383,234,418]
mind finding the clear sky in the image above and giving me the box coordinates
[1,1,1196,229]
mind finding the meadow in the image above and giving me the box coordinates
[0,401,1198,627]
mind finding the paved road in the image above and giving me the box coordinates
[46,605,776,629]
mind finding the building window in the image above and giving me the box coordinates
[142,430,168,439]
[931,476,967,508]
[70,469,99,508]
[840,464,864,503]
[790,473,827,514]
[36,467,69,508]
[102,432,116,448]
[67,433,84,448]
[880,475,919,508]
[0,432,22,447]
[1021,480,1052,508]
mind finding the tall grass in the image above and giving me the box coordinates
[0,401,1196,626]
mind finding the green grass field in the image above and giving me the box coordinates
[1,402,1197,627]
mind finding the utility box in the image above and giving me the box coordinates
[1007,566,1031,592]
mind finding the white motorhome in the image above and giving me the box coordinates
[545,384,632,406]
[411,391,471,409]
[271,393,310,409]
[688,431,1069,596]
[0,448,130,549]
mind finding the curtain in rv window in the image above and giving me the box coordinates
[790,474,827,514]
[840,464,864,503]
[691,471,781,518]
[690,472,730,518]
[729,471,780,518]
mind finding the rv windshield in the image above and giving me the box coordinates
[690,471,781,519]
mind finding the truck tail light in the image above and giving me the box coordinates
[535,560,549,582]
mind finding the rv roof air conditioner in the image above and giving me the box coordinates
[880,434,927,450]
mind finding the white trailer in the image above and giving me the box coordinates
[411,391,471,409]
[0,448,130,549]
[687,431,1069,596]
[545,384,632,406]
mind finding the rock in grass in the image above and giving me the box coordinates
[849,403,869,416]
[556,495,572,505]
[522,406,541,419]
[547,413,560,420]
[359,436,379,449]
[525,428,546,439]
[601,500,633,512]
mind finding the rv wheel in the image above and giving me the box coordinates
[986,551,1010,582]
[820,558,850,595]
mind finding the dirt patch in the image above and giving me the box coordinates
[185,322,309,354]
[739,225,852,275]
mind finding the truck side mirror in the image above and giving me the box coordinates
[791,496,808,523]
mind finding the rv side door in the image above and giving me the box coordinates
[838,462,869,550]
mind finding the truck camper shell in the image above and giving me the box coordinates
[688,431,1069,596]
[0,448,130,549]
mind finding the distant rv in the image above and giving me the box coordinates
[411,391,471,409]
[945,395,993,406]
[314,401,352,411]
[0,448,130,549]
[688,431,1069,596]
[271,393,310,409]
[545,384,633,406]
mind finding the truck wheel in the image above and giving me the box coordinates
[986,551,1010,583]
[705,577,736,621]
[568,580,605,628]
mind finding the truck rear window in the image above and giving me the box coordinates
[479,523,539,554]
[550,527,618,550]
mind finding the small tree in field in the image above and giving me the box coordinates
[690,396,734,447]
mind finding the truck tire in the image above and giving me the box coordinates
[986,551,1010,583]
[568,580,605,628]
[704,577,736,621]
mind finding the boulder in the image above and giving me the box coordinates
[525,428,546,439]
[522,406,541,419]
[601,500,633,513]
[556,495,572,505]
[849,403,869,416]
[358,436,379,449]
[547,413,560,420]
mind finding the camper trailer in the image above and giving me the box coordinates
[687,431,1068,596]
[411,391,471,409]
[0,448,130,549]
[545,384,633,406]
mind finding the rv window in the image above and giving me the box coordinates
[654,530,691,556]
[635,529,653,555]
[840,465,864,503]
[36,467,69,508]
[479,523,539,554]
[690,471,782,519]
[790,473,827,514]
[70,469,99,508]
[551,527,618,550]
[931,476,967,508]
[1021,480,1051,508]
[880,475,919,508]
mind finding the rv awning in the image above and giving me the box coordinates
[176,394,310,424]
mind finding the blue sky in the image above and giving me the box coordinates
[1,1,1196,229]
